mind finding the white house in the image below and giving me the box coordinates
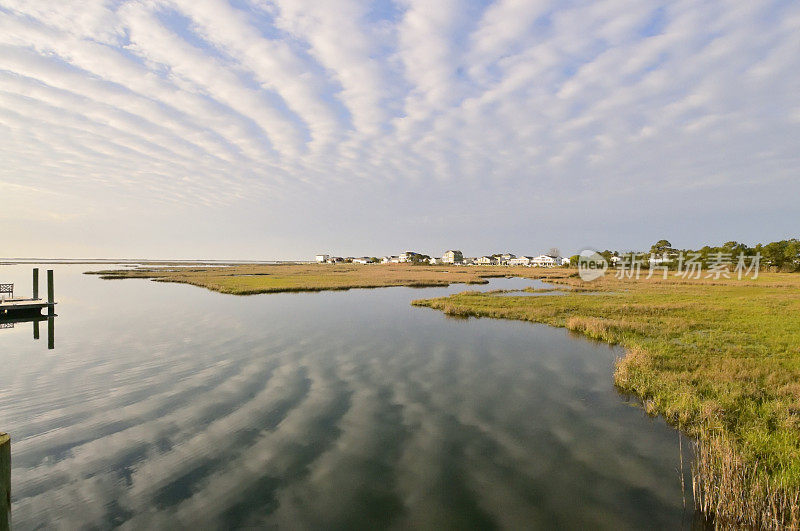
[476,256,498,265]
[442,250,463,264]
[532,254,561,267]
[649,253,677,265]
[561,256,571,266]
[508,256,533,266]
[399,251,421,263]
[429,257,442,265]
[611,253,642,267]
[352,257,370,264]
[497,253,516,265]
[315,254,330,263]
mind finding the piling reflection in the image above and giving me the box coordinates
[0,314,55,350]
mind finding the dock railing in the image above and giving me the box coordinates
[0,284,12,302]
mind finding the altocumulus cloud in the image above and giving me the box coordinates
[0,0,798,258]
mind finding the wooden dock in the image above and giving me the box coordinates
[0,269,57,349]
[0,299,56,315]
[0,268,56,317]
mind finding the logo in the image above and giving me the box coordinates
[577,249,608,282]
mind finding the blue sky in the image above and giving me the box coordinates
[1,0,798,259]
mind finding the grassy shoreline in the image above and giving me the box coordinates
[412,272,800,528]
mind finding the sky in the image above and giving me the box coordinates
[0,0,798,260]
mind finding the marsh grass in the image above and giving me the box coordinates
[412,273,800,527]
[693,429,800,529]
[85,263,572,294]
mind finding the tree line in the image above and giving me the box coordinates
[571,239,800,272]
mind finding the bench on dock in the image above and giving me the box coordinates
[0,283,12,301]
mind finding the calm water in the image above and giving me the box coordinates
[0,265,699,529]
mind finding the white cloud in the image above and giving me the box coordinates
[0,0,798,257]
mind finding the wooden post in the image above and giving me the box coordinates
[1,432,9,531]
[33,320,39,340]
[32,268,39,300]
[47,316,54,350]
[47,270,54,316]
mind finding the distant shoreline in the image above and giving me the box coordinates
[1,259,312,266]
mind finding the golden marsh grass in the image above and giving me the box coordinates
[85,263,571,294]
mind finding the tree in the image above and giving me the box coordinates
[763,241,787,268]
[722,241,749,256]
[549,247,561,257]
[650,240,673,255]
[784,240,800,270]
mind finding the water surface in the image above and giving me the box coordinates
[0,265,697,529]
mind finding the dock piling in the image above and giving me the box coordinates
[47,316,54,350]
[47,270,54,316]
[33,320,39,340]
[1,432,9,531]
[33,268,39,300]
